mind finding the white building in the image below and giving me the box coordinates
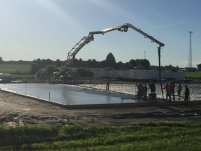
[94,70,185,81]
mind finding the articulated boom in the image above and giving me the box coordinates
[125,23,164,47]
[61,23,164,75]
[67,25,128,66]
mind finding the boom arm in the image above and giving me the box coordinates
[123,23,165,98]
[61,25,128,74]
[124,23,164,47]
[61,23,164,75]
[67,25,129,65]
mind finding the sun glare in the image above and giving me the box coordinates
[34,0,81,30]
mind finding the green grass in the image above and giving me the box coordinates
[0,121,201,150]
[0,64,31,74]
[185,71,201,78]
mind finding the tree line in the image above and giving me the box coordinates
[1,54,200,77]
[29,52,151,77]
[73,53,150,70]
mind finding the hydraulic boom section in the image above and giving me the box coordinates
[62,25,128,74]
[67,25,128,65]
[124,23,164,48]
[122,23,165,97]
[62,23,164,75]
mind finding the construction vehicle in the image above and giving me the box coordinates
[59,23,165,90]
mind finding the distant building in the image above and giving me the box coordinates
[135,65,146,70]
[149,65,159,70]
[94,70,185,81]
[185,67,197,72]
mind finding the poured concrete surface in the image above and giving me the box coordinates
[0,83,138,105]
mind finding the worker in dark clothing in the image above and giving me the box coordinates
[184,85,190,101]
[137,83,144,99]
[149,80,156,93]
[148,80,156,103]
[143,84,148,100]
[177,83,182,100]
[106,78,111,91]
[163,83,170,100]
[169,81,175,101]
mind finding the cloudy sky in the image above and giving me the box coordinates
[0,0,200,67]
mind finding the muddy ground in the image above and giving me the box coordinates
[0,90,201,127]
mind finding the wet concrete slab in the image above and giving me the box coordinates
[0,83,139,105]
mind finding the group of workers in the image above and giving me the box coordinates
[136,81,156,101]
[163,81,190,101]
[106,78,190,102]
[136,80,190,102]
[136,83,148,100]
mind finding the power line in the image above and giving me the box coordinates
[188,31,193,67]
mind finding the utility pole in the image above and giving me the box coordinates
[144,50,146,59]
[188,31,193,68]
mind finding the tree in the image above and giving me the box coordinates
[33,58,42,67]
[92,59,98,68]
[135,59,150,69]
[29,63,39,75]
[77,68,94,77]
[105,52,116,68]
[87,59,92,68]
[140,59,150,69]
[42,59,53,67]
[163,65,178,72]
[55,59,61,67]
[116,61,125,70]
[129,59,137,69]
[100,60,106,68]
[33,58,54,68]
[45,65,58,76]
[86,59,98,68]
[78,58,84,67]
[197,64,201,71]
[0,57,3,64]
[125,62,130,69]
[36,68,48,80]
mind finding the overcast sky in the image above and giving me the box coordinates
[0,0,200,67]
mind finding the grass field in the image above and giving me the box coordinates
[0,64,30,74]
[185,71,201,78]
[0,121,201,151]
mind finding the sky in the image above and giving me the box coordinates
[0,0,201,67]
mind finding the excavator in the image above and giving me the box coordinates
[58,23,165,95]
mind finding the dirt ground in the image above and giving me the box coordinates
[0,90,201,127]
